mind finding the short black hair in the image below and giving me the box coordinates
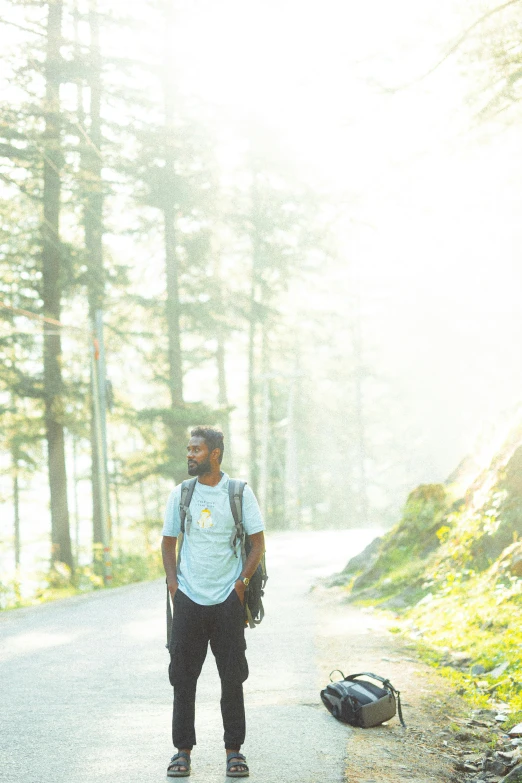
[190,425,225,464]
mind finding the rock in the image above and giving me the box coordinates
[473,709,498,718]
[324,574,348,587]
[455,730,479,742]
[382,595,409,610]
[416,591,434,606]
[501,764,522,782]
[472,665,487,676]
[497,751,517,762]
[504,447,522,496]
[494,542,522,578]
[456,761,481,772]
[511,553,522,577]
[509,725,522,738]
[451,651,472,666]
[489,662,510,679]
[484,759,508,776]
[464,754,485,764]
[340,535,383,577]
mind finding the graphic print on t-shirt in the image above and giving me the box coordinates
[197,508,214,528]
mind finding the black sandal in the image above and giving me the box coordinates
[226,752,249,777]
[167,751,191,777]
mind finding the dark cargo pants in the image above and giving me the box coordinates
[168,588,248,750]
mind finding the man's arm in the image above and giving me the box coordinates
[162,536,178,599]
[234,531,265,603]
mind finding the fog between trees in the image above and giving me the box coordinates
[1,0,522,600]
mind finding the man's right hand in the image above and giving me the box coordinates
[162,537,178,600]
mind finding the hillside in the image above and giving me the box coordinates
[332,418,522,729]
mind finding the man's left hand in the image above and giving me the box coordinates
[234,579,246,605]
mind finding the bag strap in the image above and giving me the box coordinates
[180,478,197,535]
[166,580,173,649]
[228,478,246,556]
[341,672,406,728]
[344,671,392,686]
[177,477,197,572]
[228,479,257,629]
[165,478,197,649]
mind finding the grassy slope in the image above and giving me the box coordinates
[335,425,522,726]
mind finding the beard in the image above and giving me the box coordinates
[187,457,212,477]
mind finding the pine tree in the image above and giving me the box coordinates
[41,0,73,569]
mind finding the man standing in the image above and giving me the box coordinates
[162,426,265,778]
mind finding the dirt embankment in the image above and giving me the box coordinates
[313,586,515,783]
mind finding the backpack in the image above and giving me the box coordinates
[227,478,267,627]
[321,671,405,728]
[166,477,267,641]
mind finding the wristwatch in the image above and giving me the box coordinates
[239,576,250,586]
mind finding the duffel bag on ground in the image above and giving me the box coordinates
[321,671,405,728]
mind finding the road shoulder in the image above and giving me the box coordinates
[313,585,475,783]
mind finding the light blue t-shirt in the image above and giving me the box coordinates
[162,472,265,606]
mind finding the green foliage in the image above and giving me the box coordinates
[346,483,447,598]
[337,429,522,719]
[0,549,164,610]
[110,549,164,586]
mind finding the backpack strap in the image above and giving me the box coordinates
[180,478,197,536]
[177,477,197,573]
[344,672,406,727]
[228,479,258,629]
[166,579,173,649]
[228,479,246,560]
[165,478,197,649]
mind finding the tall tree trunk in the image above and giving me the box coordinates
[248,278,258,493]
[216,330,232,470]
[42,0,73,571]
[248,173,261,494]
[72,434,81,565]
[163,3,183,411]
[76,0,108,555]
[164,212,183,408]
[82,0,106,550]
[353,308,368,525]
[85,0,104,314]
[13,453,20,569]
[161,2,185,481]
[212,246,232,468]
[258,323,271,519]
[111,460,121,553]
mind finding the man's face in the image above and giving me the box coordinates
[187,436,211,476]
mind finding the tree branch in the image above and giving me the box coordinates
[0,171,40,201]
[0,19,45,38]
[384,0,522,93]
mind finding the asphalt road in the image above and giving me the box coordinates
[0,529,378,783]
